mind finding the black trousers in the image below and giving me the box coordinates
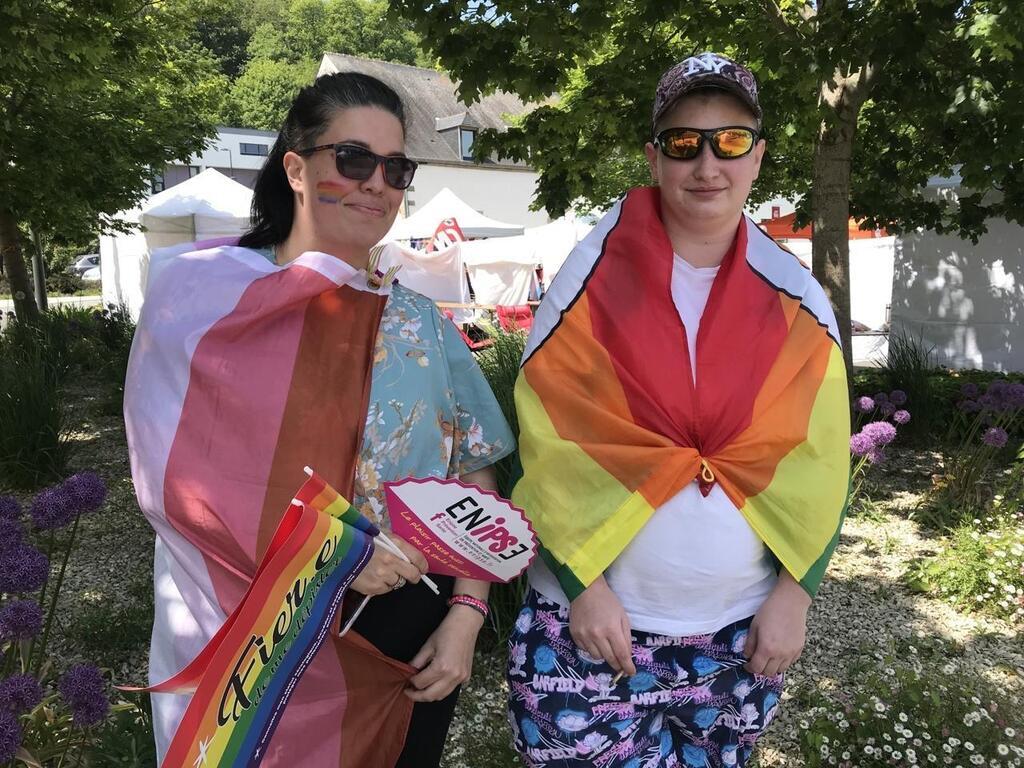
[351,574,459,768]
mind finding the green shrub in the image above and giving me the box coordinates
[794,647,1024,768]
[45,271,85,296]
[0,322,72,489]
[475,324,528,647]
[876,329,939,440]
[906,506,1024,623]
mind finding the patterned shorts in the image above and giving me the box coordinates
[506,590,783,768]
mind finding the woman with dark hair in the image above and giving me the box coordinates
[125,72,513,767]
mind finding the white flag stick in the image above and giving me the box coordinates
[303,466,440,595]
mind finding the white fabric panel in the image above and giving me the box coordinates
[383,187,523,240]
[382,241,470,305]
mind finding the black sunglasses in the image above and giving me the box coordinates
[654,126,761,160]
[296,142,418,189]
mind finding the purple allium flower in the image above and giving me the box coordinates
[893,410,911,425]
[978,393,998,411]
[961,382,980,398]
[862,420,898,446]
[0,710,21,764]
[0,519,23,554]
[880,401,897,417]
[855,396,875,413]
[0,600,43,642]
[868,448,886,465]
[29,484,79,531]
[959,399,982,413]
[59,665,109,727]
[0,496,20,522]
[889,390,908,406]
[1006,383,1024,409]
[0,674,43,714]
[850,431,875,457]
[987,380,1008,397]
[873,391,889,404]
[982,427,1009,449]
[63,472,107,514]
[0,544,49,594]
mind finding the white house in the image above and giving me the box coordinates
[890,175,1024,372]
[156,127,277,192]
[318,53,551,228]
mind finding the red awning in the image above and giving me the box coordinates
[759,212,888,240]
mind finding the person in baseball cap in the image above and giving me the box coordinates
[508,50,849,768]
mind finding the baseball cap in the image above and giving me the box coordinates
[652,52,762,130]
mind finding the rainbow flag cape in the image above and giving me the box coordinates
[513,188,850,600]
[124,245,415,766]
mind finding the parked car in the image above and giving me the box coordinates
[81,266,101,282]
[68,254,100,277]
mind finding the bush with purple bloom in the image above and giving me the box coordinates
[873,391,889,404]
[855,396,875,413]
[867,448,886,465]
[59,665,109,727]
[29,485,78,531]
[849,431,874,456]
[982,427,1009,449]
[893,410,911,425]
[0,496,20,521]
[978,393,998,411]
[880,401,897,417]
[960,381,980,398]
[862,421,897,446]
[0,544,49,594]
[1006,382,1024,409]
[0,600,43,642]
[0,710,21,764]
[958,398,982,413]
[0,674,43,714]
[63,472,107,513]
[0,519,23,553]
[888,389,908,406]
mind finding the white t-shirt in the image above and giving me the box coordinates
[528,253,778,635]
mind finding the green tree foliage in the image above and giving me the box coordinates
[0,1,224,321]
[394,0,1024,369]
[224,59,320,131]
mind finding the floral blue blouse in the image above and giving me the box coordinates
[353,283,514,529]
[256,248,514,530]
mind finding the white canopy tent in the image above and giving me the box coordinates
[523,214,593,286]
[380,241,471,306]
[383,187,523,240]
[101,170,252,318]
[460,237,538,307]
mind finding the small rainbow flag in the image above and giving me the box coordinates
[126,472,377,767]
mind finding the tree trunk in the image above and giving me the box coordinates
[811,72,868,376]
[0,209,39,324]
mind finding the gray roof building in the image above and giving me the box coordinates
[318,53,531,168]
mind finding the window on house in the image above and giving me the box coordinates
[240,143,269,156]
[459,129,476,161]
[188,165,201,178]
[151,171,166,193]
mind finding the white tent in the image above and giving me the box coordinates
[523,215,593,285]
[101,170,253,318]
[460,237,538,307]
[383,187,523,240]
[380,241,471,307]
[772,236,897,367]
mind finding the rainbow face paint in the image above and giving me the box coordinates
[316,181,345,204]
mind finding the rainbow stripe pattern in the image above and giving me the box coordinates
[124,245,416,766]
[513,187,850,599]
[134,473,375,767]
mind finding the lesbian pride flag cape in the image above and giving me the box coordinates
[513,187,850,600]
[125,245,415,766]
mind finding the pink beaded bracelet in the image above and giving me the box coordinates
[447,594,489,619]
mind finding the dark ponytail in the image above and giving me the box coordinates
[239,72,406,249]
